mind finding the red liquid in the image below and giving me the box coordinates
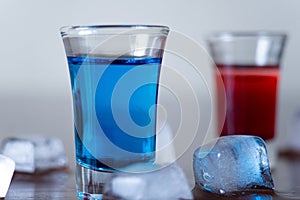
[216,64,279,140]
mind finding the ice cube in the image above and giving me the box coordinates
[193,135,274,195]
[1,139,34,173]
[0,154,15,198]
[103,163,193,200]
[1,137,68,173]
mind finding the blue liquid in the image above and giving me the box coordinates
[68,56,161,171]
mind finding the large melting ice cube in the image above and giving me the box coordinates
[1,137,68,173]
[103,163,193,200]
[0,154,15,198]
[193,135,274,195]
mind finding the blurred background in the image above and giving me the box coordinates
[0,0,299,172]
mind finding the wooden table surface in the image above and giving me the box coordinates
[5,154,300,200]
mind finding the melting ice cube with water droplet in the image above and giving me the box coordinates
[193,135,274,195]
[0,154,15,198]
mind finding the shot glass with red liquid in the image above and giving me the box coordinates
[208,32,286,157]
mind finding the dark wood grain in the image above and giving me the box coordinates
[5,154,300,200]
[6,170,77,200]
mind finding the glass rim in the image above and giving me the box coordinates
[60,24,170,37]
[208,31,287,41]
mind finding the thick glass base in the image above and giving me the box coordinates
[76,162,113,200]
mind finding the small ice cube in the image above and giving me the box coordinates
[193,135,274,195]
[1,137,68,173]
[1,139,34,173]
[0,154,15,198]
[104,163,193,200]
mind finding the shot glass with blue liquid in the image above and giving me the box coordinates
[60,25,169,199]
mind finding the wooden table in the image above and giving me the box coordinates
[5,154,300,200]
[6,170,77,199]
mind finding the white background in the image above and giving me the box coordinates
[0,0,299,177]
